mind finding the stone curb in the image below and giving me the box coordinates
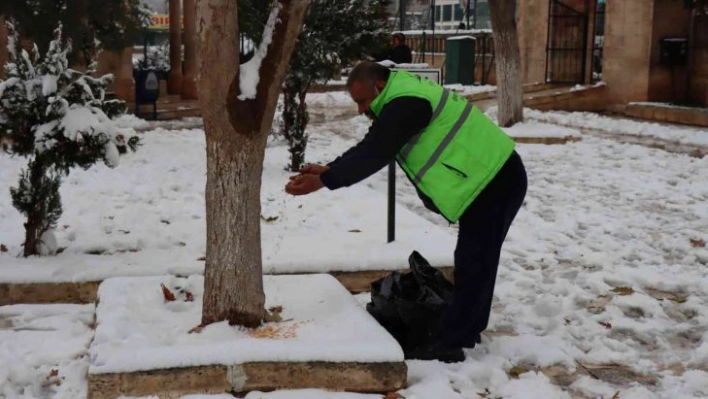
[88,362,407,399]
[0,267,455,305]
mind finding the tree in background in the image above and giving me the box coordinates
[196,0,308,327]
[488,0,523,127]
[0,0,150,64]
[0,22,139,257]
[280,0,389,172]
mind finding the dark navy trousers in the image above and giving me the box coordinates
[442,150,528,348]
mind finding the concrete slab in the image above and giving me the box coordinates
[88,274,406,398]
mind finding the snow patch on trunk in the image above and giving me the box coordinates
[238,2,283,100]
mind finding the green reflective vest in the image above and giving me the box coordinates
[369,70,515,222]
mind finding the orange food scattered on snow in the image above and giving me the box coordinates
[247,322,305,339]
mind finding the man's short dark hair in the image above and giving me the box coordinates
[346,61,391,90]
[393,32,406,42]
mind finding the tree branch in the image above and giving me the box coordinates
[228,0,309,136]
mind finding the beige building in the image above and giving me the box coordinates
[2,1,707,109]
[518,0,708,107]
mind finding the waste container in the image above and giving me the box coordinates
[134,69,161,120]
[445,36,475,85]
[659,37,688,66]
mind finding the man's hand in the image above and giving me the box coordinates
[298,163,330,175]
[285,173,325,196]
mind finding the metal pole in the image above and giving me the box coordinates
[387,162,395,243]
[143,34,148,68]
[422,30,427,63]
[473,0,478,29]
[387,0,406,243]
[466,0,471,29]
[399,0,406,31]
[430,0,436,55]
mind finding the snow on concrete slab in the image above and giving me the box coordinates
[523,108,708,147]
[89,274,403,374]
[0,304,94,398]
[444,83,496,96]
[259,169,456,274]
[502,121,582,139]
[483,108,583,139]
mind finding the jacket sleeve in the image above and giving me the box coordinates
[320,96,432,190]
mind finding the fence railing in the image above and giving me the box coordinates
[402,30,497,85]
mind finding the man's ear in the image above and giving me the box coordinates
[375,81,386,93]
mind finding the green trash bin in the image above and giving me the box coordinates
[445,36,475,85]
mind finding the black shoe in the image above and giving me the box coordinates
[404,342,465,363]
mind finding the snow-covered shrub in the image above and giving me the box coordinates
[0,21,139,257]
[133,42,171,75]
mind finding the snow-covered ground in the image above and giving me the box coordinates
[522,108,708,147]
[1,93,707,398]
[444,84,496,96]
[0,305,93,398]
[0,120,457,282]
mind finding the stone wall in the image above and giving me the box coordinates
[96,49,135,102]
[517,0,550,84]
[690,13,708,106]
[648,0,692,103]
[602,0,655,104]
[526,84,608,112]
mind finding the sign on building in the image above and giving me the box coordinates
[149,14,183,31]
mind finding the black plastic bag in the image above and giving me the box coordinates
[366,251,454,350]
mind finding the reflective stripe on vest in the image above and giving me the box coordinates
[398,88,451,162]
[413,101,473,184]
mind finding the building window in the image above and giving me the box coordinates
[443,4,452,21]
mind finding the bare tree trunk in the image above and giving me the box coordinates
[18,157,61,257]
[22,160,46,257]
[488,0,524,127]
[196,0,309,328]
[23,160,46,257]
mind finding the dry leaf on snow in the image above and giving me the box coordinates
[611,286,634,296]
[160,283,176,302]
[690,238,705,248]
[188,325,205,334]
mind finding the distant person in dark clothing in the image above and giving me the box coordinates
[389,33,413,64]
[375,33,413,64]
